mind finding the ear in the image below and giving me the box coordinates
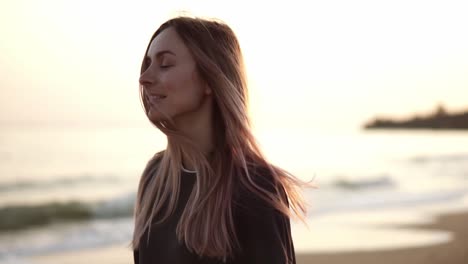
[204,85,212,95]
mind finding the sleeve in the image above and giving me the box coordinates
[236,179,296,264]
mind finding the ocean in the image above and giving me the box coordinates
[1,125,467,262]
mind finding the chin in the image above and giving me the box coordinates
[148,109,171,123]
[148,114,165,123]
[147,110,162,122]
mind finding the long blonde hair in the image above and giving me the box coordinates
[132,16,313,261]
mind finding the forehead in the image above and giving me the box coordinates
[147,27,190,58]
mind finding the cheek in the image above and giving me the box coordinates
[163,67,192,91]
[171,68,204,95]
[164,69,205,109]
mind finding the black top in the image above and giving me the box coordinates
[134,168,296,264]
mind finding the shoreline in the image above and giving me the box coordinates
[296,210,468,264]
[30,209,468,264]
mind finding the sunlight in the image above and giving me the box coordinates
[1,0,467,129]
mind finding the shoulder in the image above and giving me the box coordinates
[142,150,165,179]
[234,163,288,214]
[138,150,165,196]
[233,163,296,263]
[238,163,276,193]
[149,150,165,168]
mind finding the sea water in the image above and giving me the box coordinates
[0,124,467,262]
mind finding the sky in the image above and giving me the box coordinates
[1,0,467,130]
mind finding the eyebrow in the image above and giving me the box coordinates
[146,50,176,60]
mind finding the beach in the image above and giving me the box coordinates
[296,210,468,264]
[32,209,468,264]
[2,127,467,263]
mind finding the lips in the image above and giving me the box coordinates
[148,94,167,104]
[150,95,166,99]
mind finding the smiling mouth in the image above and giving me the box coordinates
[149,95,167,104]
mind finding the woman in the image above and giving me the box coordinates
[132,16,311,264]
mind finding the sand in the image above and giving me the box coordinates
[296,210,468,264]
[32,210,468,264]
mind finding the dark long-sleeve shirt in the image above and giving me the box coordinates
[134,168,295,264]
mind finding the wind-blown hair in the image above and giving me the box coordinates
[132,16,313,261]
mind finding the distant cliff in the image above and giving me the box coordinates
[364,105,468,130]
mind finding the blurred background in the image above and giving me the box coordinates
[1,0,467,263]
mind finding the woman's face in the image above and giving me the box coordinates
[139,27,211,123]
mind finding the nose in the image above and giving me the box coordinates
[139,72,154,88]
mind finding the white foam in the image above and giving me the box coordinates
[0,218,133,259]
[0,255,35,264]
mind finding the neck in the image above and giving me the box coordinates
[174,98,214,171]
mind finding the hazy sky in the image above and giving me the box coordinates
[1,0,467,130]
